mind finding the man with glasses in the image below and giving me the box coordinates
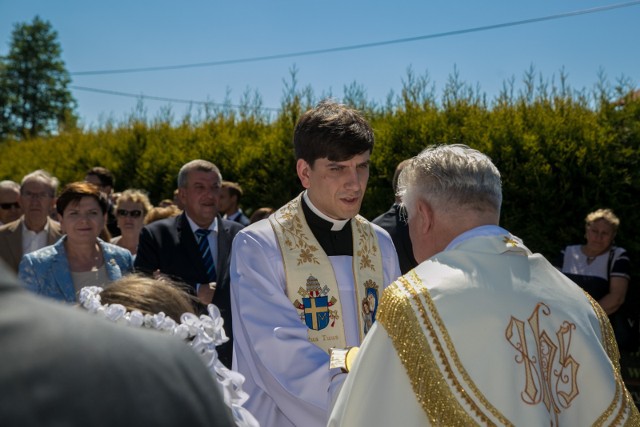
[135,159,243,368]
[0,180,22,226]
[0,170,62,273]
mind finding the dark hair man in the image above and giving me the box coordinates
[218,181,250,226]
[230,100,401,427]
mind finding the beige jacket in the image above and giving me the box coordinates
[0,216,63,273]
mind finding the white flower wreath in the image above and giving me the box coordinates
[79,286,258,427]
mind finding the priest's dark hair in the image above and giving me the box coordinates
[293,99,374,165]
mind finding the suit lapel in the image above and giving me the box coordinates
[101,242,120,281]
[46,217,62,245]
[216,218,232,271]
[8,220,23,270]
[51,240,76,302]
[216,216,236,291]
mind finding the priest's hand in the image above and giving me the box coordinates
[197,282,216,305]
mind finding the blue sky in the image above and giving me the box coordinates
[1,1,639,128]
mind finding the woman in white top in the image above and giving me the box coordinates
[556,208,633,349]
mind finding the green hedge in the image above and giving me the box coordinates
[1,70,638,271]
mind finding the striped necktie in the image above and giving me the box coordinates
[195,228,217,282]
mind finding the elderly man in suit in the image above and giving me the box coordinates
[329,144,640,426]
[135,159,243,368]
[0,170,63,273]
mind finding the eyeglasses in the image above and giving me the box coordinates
[117,209,143,218]
[0,202,20,210]
[22,191,53,199]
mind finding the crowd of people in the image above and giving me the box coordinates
[0,99,637,426]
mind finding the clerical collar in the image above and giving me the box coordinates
[301,194,353,256]
[302,191,349,231]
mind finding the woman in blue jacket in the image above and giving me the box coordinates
[19,181,134,303]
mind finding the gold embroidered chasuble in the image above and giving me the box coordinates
[377,234,640,426]
[269,194,383,354]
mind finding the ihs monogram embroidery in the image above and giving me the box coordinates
[506,303,579,426]
[293,275,338,330]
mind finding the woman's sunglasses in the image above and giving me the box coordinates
[116,209,143,218]
[0,202,20,210]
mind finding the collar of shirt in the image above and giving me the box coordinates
[445,224,509,252]
[185,214,218,262]
[224,210,242,222]
[302,191,349,231]
[185,214,218,235]
[21,219,50,254]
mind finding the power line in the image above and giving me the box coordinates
[70,85,281,112]
[70,1,640,77]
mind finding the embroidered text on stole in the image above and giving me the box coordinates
[270,194,383,353]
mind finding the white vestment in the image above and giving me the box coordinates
[231,213,401,427]
[330,227,639,426]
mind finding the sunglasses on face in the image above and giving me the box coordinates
[117,209,143,218]
[0,202,20,210]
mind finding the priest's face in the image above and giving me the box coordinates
[297,151,370,220]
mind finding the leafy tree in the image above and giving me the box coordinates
[0,16,77,139]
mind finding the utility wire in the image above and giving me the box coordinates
[70,1,640,76]
[70,85,281,112]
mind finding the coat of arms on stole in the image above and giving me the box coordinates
[293,275,338,330]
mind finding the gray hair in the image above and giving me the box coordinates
[0,180,20,193]
[177,160,222,188]
[398,144,502,217]
[20,170,59,196]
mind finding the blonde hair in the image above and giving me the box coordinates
[585,208,620,232]
[116,189,153,215]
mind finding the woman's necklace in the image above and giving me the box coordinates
[583,245,609,265]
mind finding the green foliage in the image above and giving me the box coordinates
[0,16,77,139]
[0,66,638,278]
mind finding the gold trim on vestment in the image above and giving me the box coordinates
[270,194,383,353]
[379,269,640,426]
[584,292,640,426]
[379,271,511,426]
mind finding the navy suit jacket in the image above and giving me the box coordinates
[135,212,243,367]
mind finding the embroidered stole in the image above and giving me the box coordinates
[270,194,383,354]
